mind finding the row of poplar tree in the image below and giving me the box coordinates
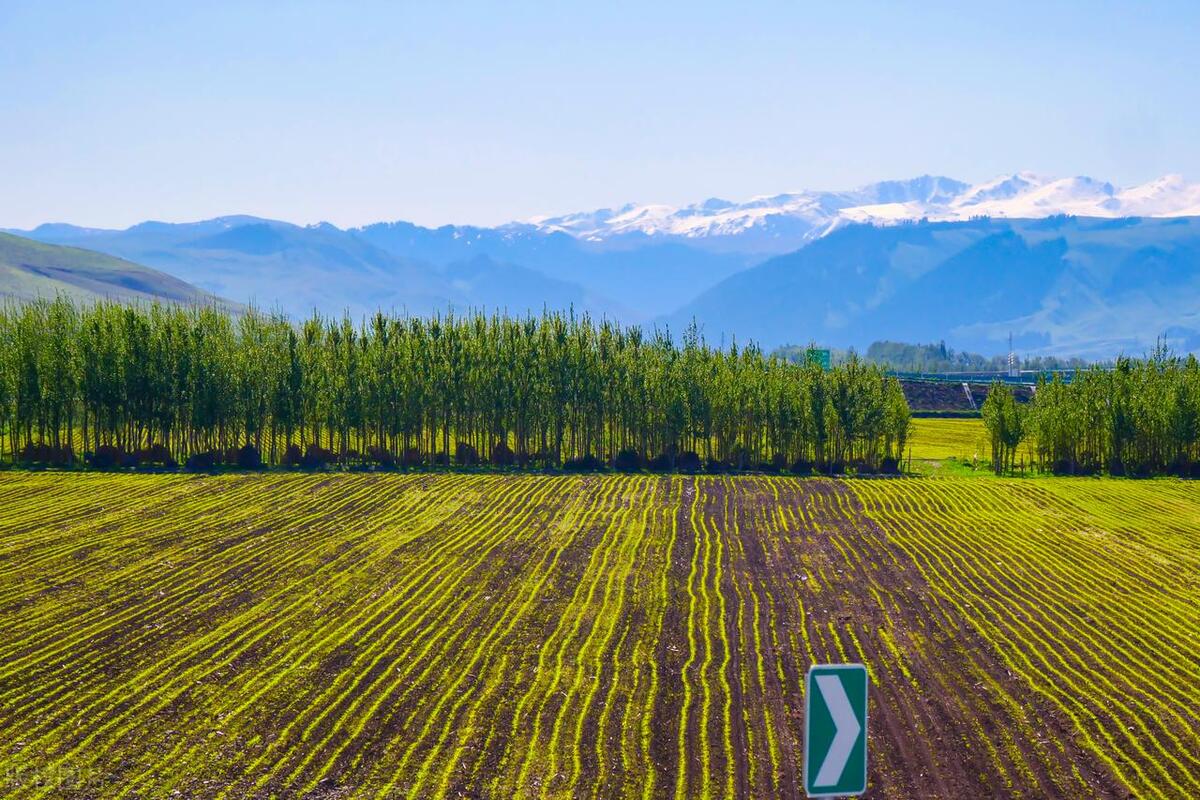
[982,346,1200,475]
[0,298,912,472]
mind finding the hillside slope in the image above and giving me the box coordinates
[355,221,750,318]
[18,218,625,320]
[0,232,227,307]
[664,216,1200,357]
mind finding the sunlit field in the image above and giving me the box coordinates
[907,417,987,462]
[1,472,1196,798]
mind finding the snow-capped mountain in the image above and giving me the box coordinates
[526,173,1200,253]
[14,171,1200,358]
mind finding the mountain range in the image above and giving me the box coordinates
[525,172,1200,251]
[664,216,1200,358]
[8,172,1200,358]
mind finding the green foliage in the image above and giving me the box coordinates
[0,299,911,471]
[862,339,1092,373]
[980,382,1026,474]
[774,339,1094,374]
[1029,347,1200,476]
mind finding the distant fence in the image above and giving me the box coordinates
[888,369,1085,385]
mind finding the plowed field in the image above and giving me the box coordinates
[1,473,1197,799]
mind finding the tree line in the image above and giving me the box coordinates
[862,340,1093,375]
[773,339,1093,375]
[981,345,1200,476]
[0,299,911,472]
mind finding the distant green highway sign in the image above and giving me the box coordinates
[804,663,868,797]
[806,348,831,370]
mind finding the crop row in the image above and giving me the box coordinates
[850,477,1200,799]
[0,473,1194,798]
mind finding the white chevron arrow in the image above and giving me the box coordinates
[814,673,862,786]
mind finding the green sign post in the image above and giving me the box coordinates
[804,663,868,797]
[805,348,831,370]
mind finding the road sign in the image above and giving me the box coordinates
[804,663,868,797]
[806,348,831,370]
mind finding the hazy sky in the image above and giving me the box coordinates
[2,1,1198,229]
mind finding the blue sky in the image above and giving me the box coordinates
[1,1,1198,229]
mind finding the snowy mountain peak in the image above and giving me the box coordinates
[859,175,970,205]
[956,172,1047,205]
[524,173,1200,253]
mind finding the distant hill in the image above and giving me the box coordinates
[663,217,1200,358]
[17,217,630,320]
[15,217,454,318]
[0,232,228,307]
[353,220,751,318]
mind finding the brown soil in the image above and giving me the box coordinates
[0,474,1156,799]
[902,379,1034,411]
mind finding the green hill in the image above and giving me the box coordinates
[0,231,230,307]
